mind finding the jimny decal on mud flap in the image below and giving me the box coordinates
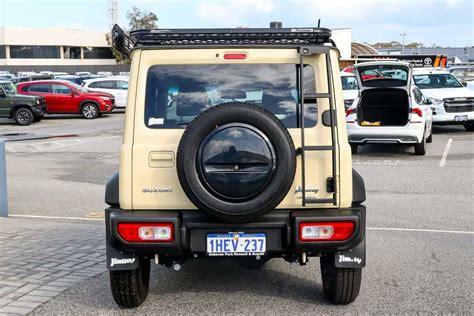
[110,258,136,267]
[338,254,362,264]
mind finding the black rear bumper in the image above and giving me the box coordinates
[106,206,365,262]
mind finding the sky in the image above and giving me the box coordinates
[0,0,472,47]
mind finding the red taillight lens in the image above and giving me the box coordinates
[224,53,247,60]
[117,223,173,242]
[411,108,423,117]
[299,221,355,241]
[346,108,356,116]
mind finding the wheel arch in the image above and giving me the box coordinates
[105,171,120,207]
[10,104,34,117]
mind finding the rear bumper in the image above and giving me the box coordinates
[105,207,365,259]
[348,134,419,144]
[432,112,474,124]
[347,123,424,144]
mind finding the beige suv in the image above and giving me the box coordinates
[105,24,367,308]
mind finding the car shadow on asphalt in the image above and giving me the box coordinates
[354,144,416,156]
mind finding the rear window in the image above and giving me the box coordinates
[28,84,52,93]
[357,64,409,87]
[144,64,316,129]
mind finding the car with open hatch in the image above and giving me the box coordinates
[104,24,367,308]
[413,68,474,131]
[17,80,115,119]
[0,80,47,125]
[345,61,433,155]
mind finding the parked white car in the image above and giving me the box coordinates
[97,71,113,77]
[346,61,433,155]
[341,71,359,109]
[83,76,129,108]
[413,68,474,131]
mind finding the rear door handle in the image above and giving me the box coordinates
[149,151,175,168]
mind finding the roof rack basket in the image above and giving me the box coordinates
[111,24,332,57]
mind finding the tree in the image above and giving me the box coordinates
[127,6,158,30]
[107,7,159,64]
[406,42,424,48]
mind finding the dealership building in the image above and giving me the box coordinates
[0,27,130,73]
[0,26,365,74]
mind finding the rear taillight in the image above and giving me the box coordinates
[346,108,356,116]
[411,108,423,117]
[224,53,247,60]
[117,223,173,242]
[299,221,355,241]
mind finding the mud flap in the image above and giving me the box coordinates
[335,237,366,268]
[106,239,139,271]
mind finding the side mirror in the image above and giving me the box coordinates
[425,99,432,105]
[0,91,5,98]
[462,82,468,87]
[69,91,76,97]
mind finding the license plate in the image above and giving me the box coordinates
[206,232,266,256]
[454,115,468,122]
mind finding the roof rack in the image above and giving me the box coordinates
[111,24,332,57]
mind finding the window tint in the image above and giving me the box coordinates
[413,87,423,104]
[0,45,6,59]
[10,46,60,59]
[144,64,316,129]
[341,76,358,90]
[64,47,81,59]
[117,80,129,90]
[83,47,114,59]
[28,84,52,93]
[358,65,409,87]
[53,84,72,94]
[90,80,116,89]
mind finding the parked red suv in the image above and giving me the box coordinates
[17,80,115,119]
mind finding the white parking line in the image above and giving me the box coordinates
[439,138,453,167]
[97,153,119,160]
[9,214,104,221]
[7,214,474,235]
[368,227,473,235]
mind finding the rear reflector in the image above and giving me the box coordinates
[224,53,247,60]
[411,108,423,117]
[346,108,356,116]
[299,221,355,241]
[117,223,173,242]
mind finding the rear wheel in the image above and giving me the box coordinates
[320,253,362,304]
[14,108,34,126]
[464,122,474,131]
[350,144,358,155]
[414,134,426,155]
[81,103,99,119]
[110,257,150,308]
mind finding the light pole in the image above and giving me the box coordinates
[400,33,406,54]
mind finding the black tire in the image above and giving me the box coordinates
[177,102,296,223]
[110,258,150,308]
[426,125,433,143]
[34,116,43,123]
[236,257,269,270]
[414,134,426,156]
[464,122,474,131]
[320,253,362,305]
[14,108,34,126]
[350,144,358,155]
[81,103,99,119]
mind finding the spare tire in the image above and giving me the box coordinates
[177,102,296,223]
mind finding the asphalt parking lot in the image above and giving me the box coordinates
[1,113,473,314]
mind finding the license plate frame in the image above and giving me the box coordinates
[206,232,266,256]
[454,115,468,122]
